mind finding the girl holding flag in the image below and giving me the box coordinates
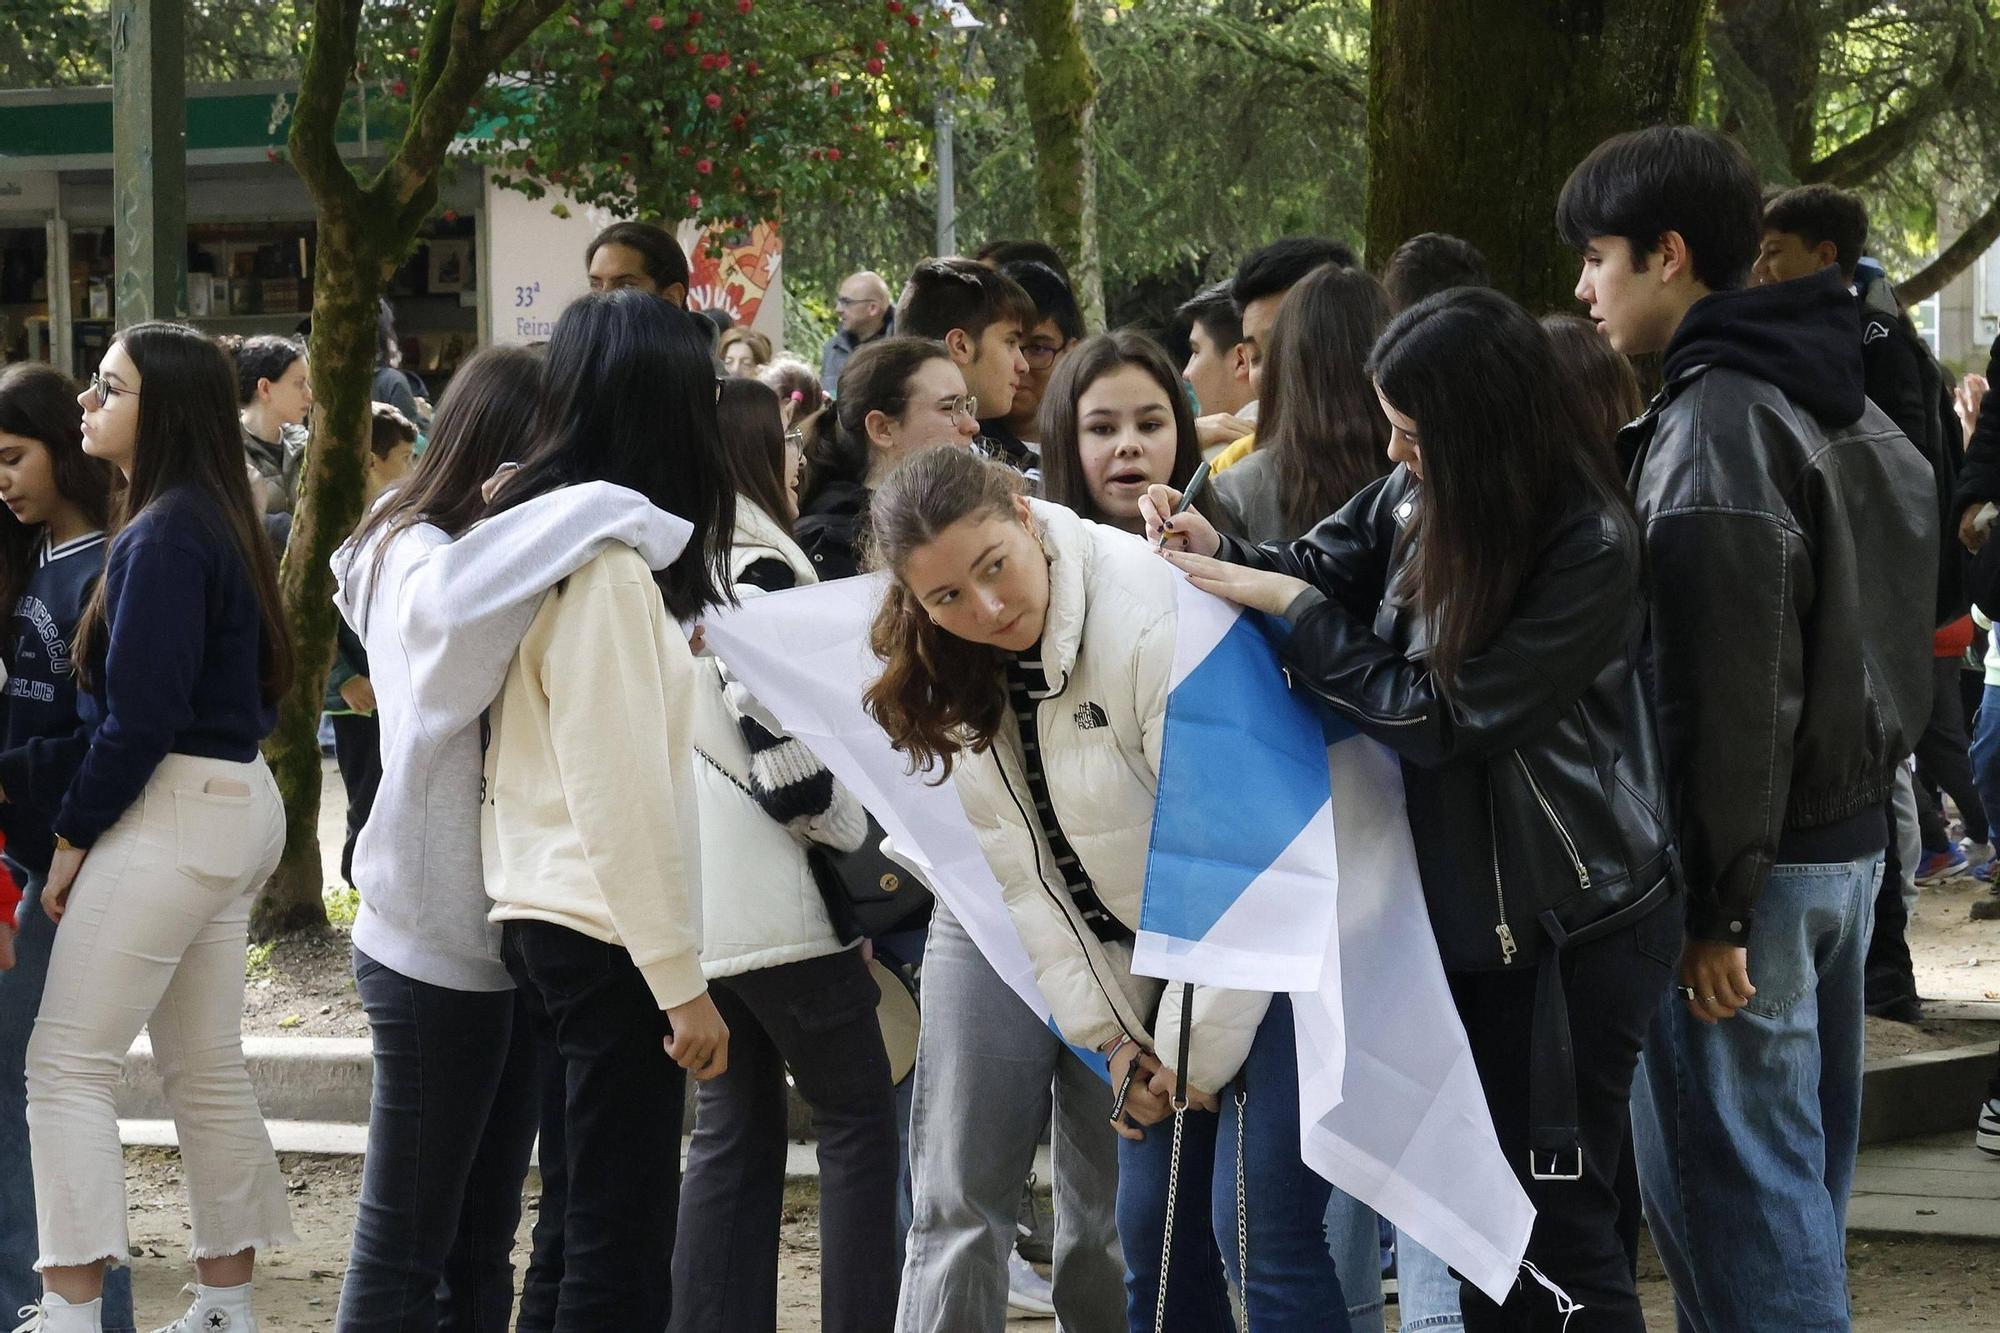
[1147,286,1679,1331]
[864,446,1350,1332]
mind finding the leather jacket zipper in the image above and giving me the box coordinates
[1512,751,1592,893]
[1485,781,1518,965]
[1280,666,1427,727]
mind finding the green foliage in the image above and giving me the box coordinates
[323,882,361,927]
[480,0,959,234]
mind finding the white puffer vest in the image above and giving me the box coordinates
[952,501,1270,1093]
[692,500,860,979]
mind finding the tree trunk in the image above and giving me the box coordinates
[1366,0,1710,315]
[1710,0,1821,181]
[253,213,380,940]
[1020,0,1104,331]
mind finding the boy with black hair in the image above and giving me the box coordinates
[1381,232,1491,313]
[895,258,1037,477]
[1176,280,1255,455]
[1559,124,1936,1331]
[995,260,1083,450]
[1210,236,1354,473]
[973,238,1072,284]
[585,221,691,308]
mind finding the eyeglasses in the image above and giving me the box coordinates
[834,295,879,310]
[1021,342,1065,368]
[88,372,136,408]
[938,394,979,421]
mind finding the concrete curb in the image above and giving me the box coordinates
[1859,1042,1995,1147]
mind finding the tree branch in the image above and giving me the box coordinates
[1804,11,1982,188]
[287,0,364,215]
[1900,188,2000,306]
[1143,12,1365,106]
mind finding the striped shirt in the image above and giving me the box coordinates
[1005,649,1132,944]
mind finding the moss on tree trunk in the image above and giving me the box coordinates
[1021,0,1104,331]
[1366,0,1710,315]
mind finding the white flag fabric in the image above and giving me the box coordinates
[703,570,1533,1302]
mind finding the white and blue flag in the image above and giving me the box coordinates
[705,562,1534,1303]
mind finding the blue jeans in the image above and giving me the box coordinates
[336,949,541,1332]
[1632,854,1881,1333]
[0,877,135,1331]
[1323,1193,1462,1332]
[1118,995,1349,1333]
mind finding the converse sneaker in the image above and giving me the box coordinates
[148,1284,256,1333]
[1964,839,1996,870]
[1978,1097,2000,1157]
[11,1293,101,1333]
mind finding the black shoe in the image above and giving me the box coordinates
[1865,990,1923,1023]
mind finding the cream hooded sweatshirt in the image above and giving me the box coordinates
[480,512,709,1012]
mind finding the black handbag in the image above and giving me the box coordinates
[806,815,935,942]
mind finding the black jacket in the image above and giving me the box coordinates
[1859,291,1964,625]
[1956,334,2000,519]
[1622,268,1936,945]
[1219,468,1676,973]
[793,479,870,582]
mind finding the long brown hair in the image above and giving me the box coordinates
[1037,330,1208,532]
[1540,314,1642,459]
[75,323,293,704]
[1261,263,1392,534]
[1366,288,1636,691]
[717,377,795,526]
[0,363,116,618]
[351,344,544,591]
[862,448,1026,779]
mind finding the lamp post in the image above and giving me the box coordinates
[933,3,984,258]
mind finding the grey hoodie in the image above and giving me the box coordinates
[331,482,693,991]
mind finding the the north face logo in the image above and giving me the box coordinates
[1074,702,1108,730]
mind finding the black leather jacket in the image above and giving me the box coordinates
[1218,467,1676,972]
[1624,270,1937,946]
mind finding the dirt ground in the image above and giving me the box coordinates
[117,1148,2000,1332]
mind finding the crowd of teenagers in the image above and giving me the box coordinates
[0,121,1994,1333]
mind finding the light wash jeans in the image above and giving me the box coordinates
[27,755,292,1269]
[1632,853,1881,1332]
[1323,1191,1462,1332]
[895,903,1123,1333]
[1,872,135,1331]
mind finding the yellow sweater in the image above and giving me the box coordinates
[482,544,707,1010]
[1209,433,1256,474]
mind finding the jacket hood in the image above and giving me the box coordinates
[1662,267,1865,428]
[1029,499,1101,687]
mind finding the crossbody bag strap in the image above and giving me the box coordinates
[1151,983,1197,1333]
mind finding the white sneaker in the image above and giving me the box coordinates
[1978,1097,2000,1157]
[148,1285,257,1333]
[1005,1251,1057,1317]
[11,1294,101,1333]
[1963,839,1995,869]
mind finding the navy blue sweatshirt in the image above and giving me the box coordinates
[0,531,106,873]
[55,487,276,849]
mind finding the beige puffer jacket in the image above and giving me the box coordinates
[952,501,1270,1094]
[691,499,864,978]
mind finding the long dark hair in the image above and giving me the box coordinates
[1262,264,1393,533]
[0,364,116,621]
[717,377,795,526]
[485,288,734,619]
[805,336,955,511]
[862,447,1026,779]
[1540,314,1642,458]
[1037,330,1207,530]
[74,323,293,703]
[1366,288,1636,690]
[351,344,545,590]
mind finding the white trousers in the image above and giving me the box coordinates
[26,753,293,1269]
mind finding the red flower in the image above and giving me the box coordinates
[391,79,408,95]
[717,52,731,68]
[905,12,919,25]
[826,147,842,162]
[737,0,752,11]
[808,148,821,160]
[874,39,888,54]
[405,46,419,58]
[679,145,693,156]
[683,38,698,53]
[619,154,632,167]
[887,0,902,10]
[730,113,747,130]
[696,158,713,174]
[865,58,883,75]
[700,53,719,69]
[686,9,703,25]
[704,91,723,108]
[647,14,664,29]
[828,80,842,96]
[688,191,702,210]
[443,210,459,222]
[745,59,760,74]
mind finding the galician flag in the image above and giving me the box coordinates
[704,563,1533,1303]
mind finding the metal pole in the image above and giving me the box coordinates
[110,0,187,325]
[934,97,956,257]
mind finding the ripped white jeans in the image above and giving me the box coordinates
[26,754,293,1270]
